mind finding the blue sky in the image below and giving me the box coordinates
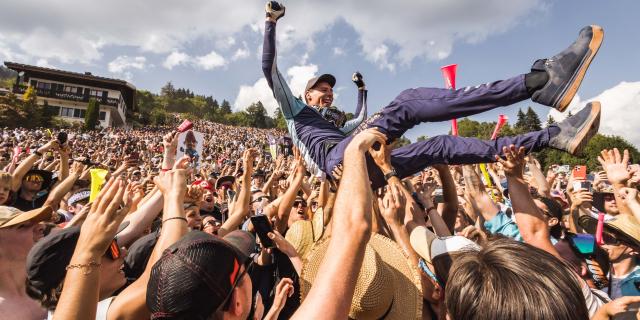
[1,0,639,144]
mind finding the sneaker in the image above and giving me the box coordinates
[265,1,286,21]
[531,25,604,112]
[549,101,601,155]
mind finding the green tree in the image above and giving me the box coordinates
[273,109,287,130]
[244,101,267,128]
[537,134,640,171]
[546,115,556,126]
[84,98,100,130]
[515,109,527,133]
[220,100,232,115]
[160,81,176,99]
[392,136,411,149]
[524,107,542,131]
[416,135,429,142]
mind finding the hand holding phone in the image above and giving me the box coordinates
[250,215,275,248]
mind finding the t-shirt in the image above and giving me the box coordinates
[12,191,48,212]
[47,297,114,320]
[605,266,640,299]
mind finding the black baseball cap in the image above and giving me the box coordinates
[147,231,255,319]
[124,230,160,282]
[305,74,336,94]
[26,222,130,298]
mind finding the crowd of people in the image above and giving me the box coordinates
[1,1,640,319]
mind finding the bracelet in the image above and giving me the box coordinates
[163,217,187,224]
[66,260,101,275]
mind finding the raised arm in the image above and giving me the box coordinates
[107,157,190,320]
[11,140,58,192]
[341,72,368,135]
[292,128,385,319]
[262,1,305,120]
[434,164,458,233]
[218,148,259,237]
[496,145,560,259]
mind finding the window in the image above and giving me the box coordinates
[89,89,105,98]
[64,86,79,93]
[99,111,106,121]
[60,107,74,117]
[36,82,52,90]
[73,109,86,118]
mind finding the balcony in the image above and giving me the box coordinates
[12,84,120,107]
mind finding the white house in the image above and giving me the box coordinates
[4,62,136,127]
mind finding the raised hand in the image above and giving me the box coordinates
[352,71,365,89]
[494,145,526,178]
[352,128,387,151]
[265,1,286,21]
[378,182,406,227]
[598,148,631,185]
[75,178,130,257]
[267,230,298,258]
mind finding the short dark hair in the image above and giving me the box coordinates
[445,238,589,320]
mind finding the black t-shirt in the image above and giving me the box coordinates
[11,190,48,211]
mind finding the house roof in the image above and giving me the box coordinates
[4,61,136,110]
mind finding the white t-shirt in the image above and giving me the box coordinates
[582,279,610,318]
[47,297,114,320]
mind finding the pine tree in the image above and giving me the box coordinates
[160,82,176,98]
[525,107,542,131]
[546,115,556,126]
[84,98,100,130]
[220,100,232,115]
[515,109,527,133]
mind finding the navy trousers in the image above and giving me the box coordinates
[325,74,554,188]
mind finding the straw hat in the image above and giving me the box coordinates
[285,220,315,259]
[311,207,325,242]
[300,233,422,319]
[579,214,640,250]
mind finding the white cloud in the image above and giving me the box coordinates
[546,82,640,146]
[35,58,55,68]
[216,36,236,50]
[162,51,190,70]
[0,0,544,67]
[231,47,250,61]
[107,55,146,74]
[234,63,318,114]
[332,47,345,56]
[194,50,226,70]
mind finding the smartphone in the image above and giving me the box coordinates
[250,215,274,248]
[57,131,68,145]
[572,181,592,192]
[556,165,570,174]
[434,188,444,204]
[573,165,587,180]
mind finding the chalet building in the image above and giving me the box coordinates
[4,62,136,127]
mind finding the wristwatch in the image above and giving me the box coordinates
[383,168,398,181]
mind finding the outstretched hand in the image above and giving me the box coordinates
[75,178,131,257]
[494,145,526,178]
[598,148,631,185]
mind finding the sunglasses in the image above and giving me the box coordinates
[251,196,269,204]
[106,239,121,260]
[293,200,307,208]
[569,233,596,256]
[602,232,627,246]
